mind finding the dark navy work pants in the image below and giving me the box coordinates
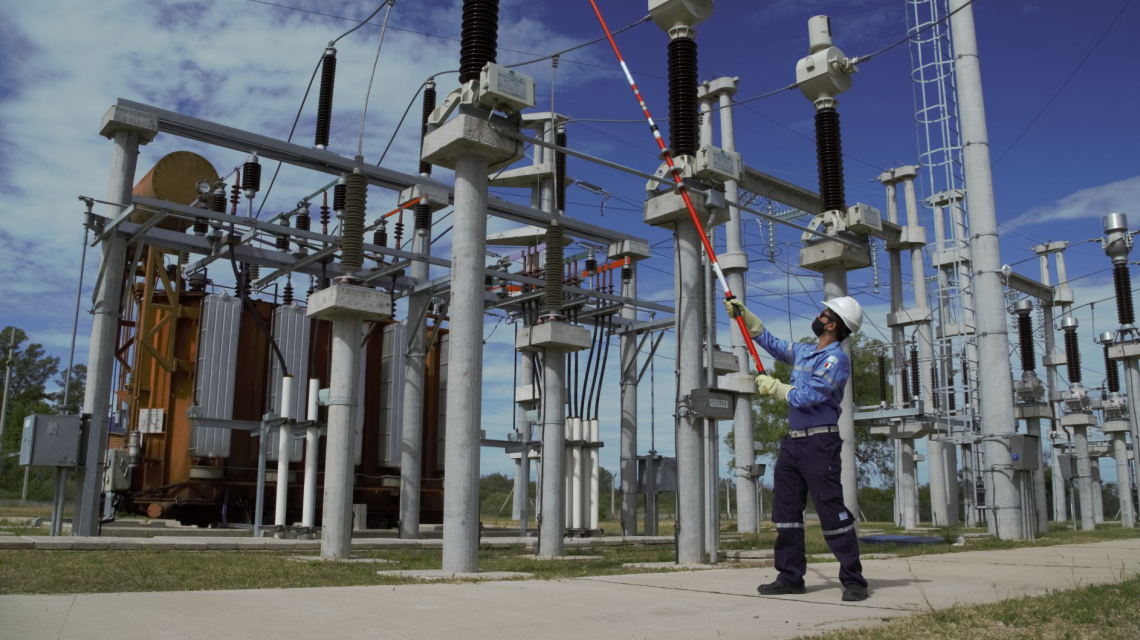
[772,432,866,588]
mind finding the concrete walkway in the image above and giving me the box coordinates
[2,539,1137,639]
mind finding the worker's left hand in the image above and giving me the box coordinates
[756,375,793,403]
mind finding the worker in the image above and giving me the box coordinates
[725,295,869,602]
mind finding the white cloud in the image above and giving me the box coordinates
[1003,175,1140,231]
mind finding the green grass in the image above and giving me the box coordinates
[1,520,1136,596]
[722,520,1140,561]
[808,572,1140,640]
[0,544,687,595]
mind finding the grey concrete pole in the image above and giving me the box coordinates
[321,315,364,559]
[1025,417,1049,533]
[74,127,144,536]
[900,439,918,530]
[619,268,639,535]
[0,346,12,461]
[1072,426,1095,530]
[1091,458,1104,524]
[948,0,1023,540]
[1040,273,1066,524]
[398,222,433,539]
[512,353,533,523]
[820,265,860,517]
[538,348,566,555]
[712,78,757,535]
[676,221,706,563]
[1112,433,1135,527]
[441,153,490,573]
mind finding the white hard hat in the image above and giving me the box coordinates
[822,296,863,334]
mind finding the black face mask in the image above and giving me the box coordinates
[811,317,827,337]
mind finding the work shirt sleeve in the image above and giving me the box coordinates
[754,329,796,365]
[786,351,850,409]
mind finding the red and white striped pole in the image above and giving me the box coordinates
[587,0,766,374]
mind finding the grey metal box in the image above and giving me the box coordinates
[1009,434,1039,471]
[1057,453,1075,481]
[19,415,82,467]
[637,455,678,493]
[687,388,734,420]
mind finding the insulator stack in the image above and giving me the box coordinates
[373,222,387,247]
[395,220,405,249]
[193,212,208,236]
[585,258,597,274]
[1105,344,1121,393]
[1063,327,1081,384]
[414,203,432,231]
[210,187,227,213]
[295,206,311,232]
[229,172,241,213]
[947,365,957,411]
[485,275,494,290]
[901,356,911,406]
[320,277,331,290]
[459,0,499,84]
[667,36,698,158]
[418,82,436,176]
[320,192,331,232]
[877,353,887,404]
[910,344,920,399]
[1017,313,1035,372]
[333,178,347,213]
[242,155,261,197]
[555,125,567,212]
[276,218,290,251]
[931,364,940,410]
[962,354,970,406]
[621,265,631,283]
[340,172,368,275]
[1114,263,1135,325]
[544,223,564,313]
[283,280,294,306]
[178,251,189,266]
[315,47,337,149]
[815,107,846,213]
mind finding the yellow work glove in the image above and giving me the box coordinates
[723,298,764,336]
[756,375,793,403]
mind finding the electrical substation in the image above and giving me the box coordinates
[16,0,1138,582]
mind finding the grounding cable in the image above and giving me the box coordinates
[256,0,394,218]
[357,0,396,161]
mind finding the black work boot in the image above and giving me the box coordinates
[842,582,869,602]
[757,580,806,596]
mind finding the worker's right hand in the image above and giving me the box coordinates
[724,298,764,337]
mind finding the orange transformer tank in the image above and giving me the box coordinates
[106,152,446,527]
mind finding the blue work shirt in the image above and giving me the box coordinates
[753,329,850,431]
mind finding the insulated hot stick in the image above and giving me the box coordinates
[587,0,765,374]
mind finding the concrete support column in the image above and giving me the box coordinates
[619,269,639,536]
[1072,426,1095,531]
[74,119,150,536]
[398,225,433,539]
[1090,458,1104,524]
[1112,433,1135,527]
[820,264,859,517]
[900,438,918,530]
[676,221,706,563]
[1025,417,1049,533]
[711,77,758,535]
[538,347,566,556]
[1051,443,1068,524]
[275,376,296,529]
[442,153,491,573]
[320,313,364,559]
[949,0,1023,540]
[512,352,534,524]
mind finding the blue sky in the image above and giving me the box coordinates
[1,0,1137,493]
